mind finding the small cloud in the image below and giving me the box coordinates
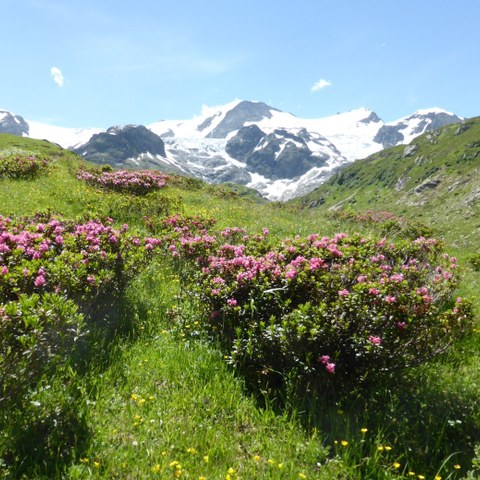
[311,79,332,92]
[50,66,65,87]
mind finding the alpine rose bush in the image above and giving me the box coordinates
[163,221,473,395]
[76,167,169,195]
[0,153,49,179]
[0,213,162,404]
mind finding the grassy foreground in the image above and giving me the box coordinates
[1,133,480,479]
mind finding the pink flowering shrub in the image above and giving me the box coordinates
[0,213,162,404]
[0,153,49,179]
[163,221,473,395]
[76,167,169,195]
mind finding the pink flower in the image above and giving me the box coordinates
[227,298,237,307]
[285,268,297,279]
[34,275,46,287]
[422,295,432,304]
[318,355,331,365]
[338,289,350,297]
[385,295,396,304]
[369,288,380,295]
[368,335,382,346]
[87,275,95,285]
[325,363,336,374]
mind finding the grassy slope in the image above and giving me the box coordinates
[1,133,480,479]
[295,117,480,252]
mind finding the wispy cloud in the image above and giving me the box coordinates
[50,66,65,87]
[311,79,332,92]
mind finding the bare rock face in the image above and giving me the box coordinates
[0,110,29,136]
[374,111,462,148]
[73,125,166,166]
[226,126,329,180]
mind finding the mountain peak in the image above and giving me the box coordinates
[0,109,29,136]
[206,100,280,139]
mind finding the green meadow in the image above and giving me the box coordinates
[1,132,479,480]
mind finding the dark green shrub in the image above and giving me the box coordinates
[0,293,84,405]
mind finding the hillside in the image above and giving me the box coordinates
[1,133,480,480]
[296,116,480,251]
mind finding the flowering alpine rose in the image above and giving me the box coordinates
[325,363,336,374]
[77,168,169,195]
[159,220,473,394]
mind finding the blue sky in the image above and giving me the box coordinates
[3,0,480,127]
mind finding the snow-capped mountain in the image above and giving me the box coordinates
[0,109,101,149]
[0,102,462,200]
[146,100,461,199]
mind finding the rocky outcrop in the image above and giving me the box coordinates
[226,127,329,180]
[0,110,29,136]
[73,125,166,166]
[225,125,265,161]
[374,111,462,148]
[373,125,405,148]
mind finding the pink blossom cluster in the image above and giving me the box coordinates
[0,214,162,305]
[77,168,169,195]
[0,154,49,179]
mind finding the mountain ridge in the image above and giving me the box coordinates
[0,102,462,200]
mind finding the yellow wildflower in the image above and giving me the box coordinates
[253,455,261,462]
[203,455,209,463]
[268,458,276,465]
[341,440,349,447]
[377,446,384,451]
[278,463,284,469]
[151,464,161,473]
[454,464,461,470]
[385,446,392,451]
[393,462,401,469]
[93,461,101,468]
[417,476,425,480]
[434,476,442,480]
[299,474,307,479]
[360,428,368,433]
[187,447,197,454]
